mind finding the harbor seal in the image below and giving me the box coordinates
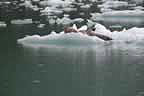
[64,27,113,41]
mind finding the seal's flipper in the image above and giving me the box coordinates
[95,33,113,41]
[72,24,78,30]
[87,31,112,41]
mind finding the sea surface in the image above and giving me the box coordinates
[0,15,144,96]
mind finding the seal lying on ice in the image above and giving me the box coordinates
[64,26,113,41]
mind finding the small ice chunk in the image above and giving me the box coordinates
[78,25,87,31]
[32,80,40,84]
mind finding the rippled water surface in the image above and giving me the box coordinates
[1,38,144,96]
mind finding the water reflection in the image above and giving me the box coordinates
[14,45,140,96]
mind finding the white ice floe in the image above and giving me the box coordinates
[98,1,128,9]
[41,7,63,16]
[102,10,144,16]
[17,23,144,48]
[56,17,84,25]
[0,22,7,27]
[39,0,72,7]
[109,24,122,29]
[49,18,57,25]
[32,0,40,2]
[56,16,72,25]
[73,18,84,23]
[17,24,105,46]
[46,0,72,7]
[37,24,45,28]
[17,32,104,46]
[132,0,143,4]
[100,8,113,13]
[111,27,144,44]
[91,13,104,21]
[80,4,91,9]
[132,6,144,10]
[91,10,144,18]
[11,19,33,25]
[91,10,144,24]
[62,7,77,12]
[24,0,33,8]
[94,23,112,37]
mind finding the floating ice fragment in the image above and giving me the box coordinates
[98,1,128,9]
[47,0,72,7]
[78,25,87,31]
[37,64,45,67]
[0,22,7,27]
[37,24,45,28]
[73,18,84,23]
[94,23,112,36]
[56,17,72,25]
[11,19,33,25]
[91,10,144,24]
[32,80,40,84]
[80,4,91,9]
[17,23,144,48]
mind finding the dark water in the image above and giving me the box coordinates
[1,43,144,96]
[0,21,144,96]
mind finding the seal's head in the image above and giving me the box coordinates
[64,27,78,33]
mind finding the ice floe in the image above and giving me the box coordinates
[0,22,7,27]
[41,7,63,16]
[18,23,144,48]
[40,0,73,8]
[102,10,144,16]
[55,16,84,25]
[11,19,33,25]
[91,10,144,24]
[98,1,128,9]
[91,10,144,17]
